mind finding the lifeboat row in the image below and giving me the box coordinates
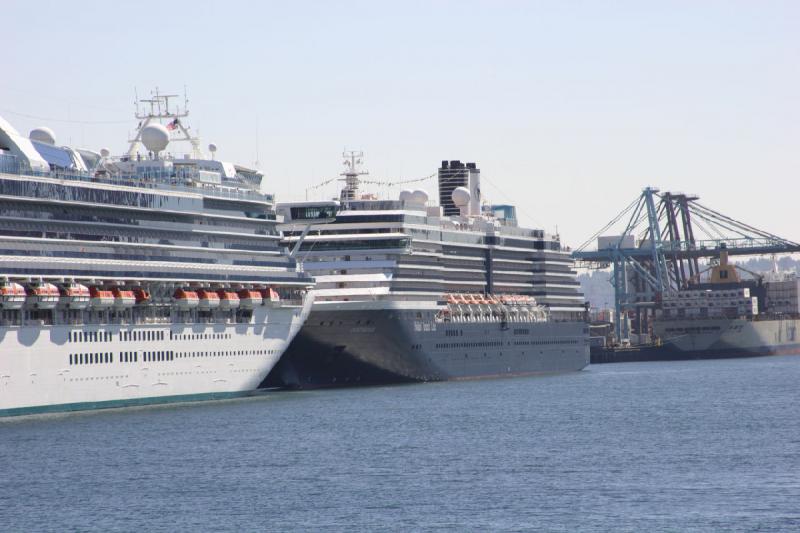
[0,282,151,311]
[173,287,280,310]
[444,293,537,306]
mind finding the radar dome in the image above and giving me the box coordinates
[410,189,429,205]
[399,189,413,202]
[141,123,170,153]
[452,187,471,207]
[99,148,110,158]
[30,127,56,145]
[208,143,217,153]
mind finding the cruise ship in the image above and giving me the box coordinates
[0,91,314,416]
[264,153,589,388]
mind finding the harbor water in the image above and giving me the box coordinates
[2,356,799,531]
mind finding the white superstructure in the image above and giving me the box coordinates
[0,90,314,416]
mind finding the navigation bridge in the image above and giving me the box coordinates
[573,187,800,341]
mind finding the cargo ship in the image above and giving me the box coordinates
[263,154,589,388]
[0,91,314,416]
[591,247,800,362]
[651,248,799,358]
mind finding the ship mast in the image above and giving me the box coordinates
[127,87,203,159]
[339,150,368,201]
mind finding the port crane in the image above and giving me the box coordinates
[573,187,800,341]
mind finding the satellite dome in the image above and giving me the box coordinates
[452,187,471,207]
[399,189,413,202]
[208,143,217,153]
[99,148,110,158]
[30,127,56,145]
[141,123,170,153]
[410,189,429,205]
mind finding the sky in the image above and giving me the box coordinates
[2,0,798,247]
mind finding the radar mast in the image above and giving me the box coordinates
[339,150,368,201]
[127,87,203,159]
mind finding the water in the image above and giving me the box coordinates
[2,356,799,532]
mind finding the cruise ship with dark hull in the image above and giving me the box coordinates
[264,155,589,389]
[0,91,314,416]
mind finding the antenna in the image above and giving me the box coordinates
[254,115,260,169]
[127,85,203,159]
[339,150,368,201]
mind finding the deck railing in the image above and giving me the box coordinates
[0,153,272,203]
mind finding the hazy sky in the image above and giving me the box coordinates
[2,1,798,247]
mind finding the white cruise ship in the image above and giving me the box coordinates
[264,154,589,388]
[0,91,313,416]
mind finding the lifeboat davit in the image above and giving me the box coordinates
[217,290,240,310]
[133,288,151,304]
[59,283,90,309]
[112,288,136,309]
[173,288,200,310]
[89,287,114,309]
[197,289,221,310]
[27,283,60,309]
[0,282,26,310]
[445,294,458,305]
[237,289,263,309]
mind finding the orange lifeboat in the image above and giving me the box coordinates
[0,282,26,310]
[89,287,114,309]
[133,288,151,304]
[216,289,240,310]
[112,288,136,309]
[445,294,458,305]
[59,283,90,309]
[173,288,200,310]
[28,283,60,309]
[237,289,263,309]
[258,287,281,303]
[197,289,221,310]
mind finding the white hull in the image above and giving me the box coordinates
[0,301,312,416]
[653,316,800,354]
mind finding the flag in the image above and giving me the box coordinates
[166,118,180,131]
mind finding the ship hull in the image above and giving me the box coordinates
[652,316,800,358]
[0,301,312,417]
[264,303,589,389]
